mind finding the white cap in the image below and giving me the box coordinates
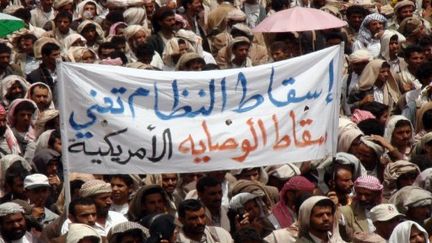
[24,173,50,190]
[370,204,404,222]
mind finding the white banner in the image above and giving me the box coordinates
[58,45,344,174]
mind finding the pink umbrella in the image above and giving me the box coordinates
[253,7,347,32]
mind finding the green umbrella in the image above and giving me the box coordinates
[0,13,25,38]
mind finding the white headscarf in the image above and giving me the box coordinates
[66,223,101,243]
[124,7,148,26]
[388,221,429,243]
[384,115,414,145]
[0,75,30,107]
[74,0,103,20]
[380,30,406,62]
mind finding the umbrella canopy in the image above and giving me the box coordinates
[253,7,347,32]
[0,13,25,37]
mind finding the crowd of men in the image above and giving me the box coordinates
[0,0,432,242]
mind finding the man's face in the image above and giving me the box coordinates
[186,60,204,71]
[132,31,147,48]
[40,0,53,10]
[26,186,50,207]
[84,3,97,18]
[162,174,178,194]
[348,13,364,30]
[398,6,414,21]
[141,192,166,215]
[233,44,250,62]
[198,184,222,210]
[43,49,61,67]
[81,51,95,64]
[335,168,354,194]
[0,52,11,69]
[368,20,384,35]
[145,1,155,16]
[410,225,427,243]
[10,177,25,198]
[355,187,379,209]
[351,61,369,75]
[14,110,33,130]
[111,177,130,204]
[407,206,431,224]
[0,213,26,241]
[391,125,412,147]
[99,48,114,60]
[55,17,71,34]
[6,81,24,101]
[389,39,400,57]
[82,28,97,43]
[93,192,112,217]
[377,67,390,83]
[272,49,289,62]
[20,38,34,55]
[159,15,176,32]
[31,86,49,110]
[350,141,377,169]
[181,207,206,236]
[188,0,202,14]
[423,45,432,61]
[374,216,401,239]
[237,168,259,181]
[60,3,74,15]
[244,199,260,221]
[407,52,425,72]
[309,205,334,233]
[71,204,97,226]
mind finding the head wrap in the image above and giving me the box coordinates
[79,179,112,198]
[383,160,420,195]
[361,136,385,158]
[123,25,151,42]
[162,37,195,68]
[394,0,415,13]
[33,148,60,175]
[298,196,343,242]
[0,75,31,107]
[175,52,205,71]
[337,117,364,152]
[384,115,414,145]
[271,176,315,228]
[74,0,103,20]
[53,0,73,10]
[414,168,432,192]
[24,82,55,111]
[0,202,24,217]
[225,10,246,22]
[354,175,383,191]
[66,46,97,63]
[357,13,388,45]
[265,163,301,180]
[66,223,101,243]
[108,22,128,37]
[398,16,423,37]
[77,20,105,43]
[349,49,373,64]
[63,34,87,53]
[389,186,432,214]
[229,192,262,210]
[231,23,253,38]
[34,109,59,138]
[124,7,147,26]
[351,109,376,124]
[107,221,149,243]
[33,37,60,59]
[380,30,406,62]
[388,221,429,243]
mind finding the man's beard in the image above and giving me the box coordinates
[1,227,26,241]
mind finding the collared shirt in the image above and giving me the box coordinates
[61,211,128,236]
[309,232,331,243]
[110,203,129,216]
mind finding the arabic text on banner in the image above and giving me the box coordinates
[58,45,344,174]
